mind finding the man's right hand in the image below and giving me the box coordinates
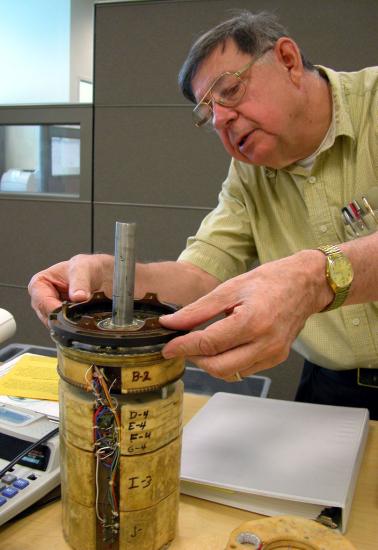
[28,254,114,326]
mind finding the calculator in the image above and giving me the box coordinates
[0,403,60,526]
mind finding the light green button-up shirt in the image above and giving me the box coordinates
[179,66,378,370]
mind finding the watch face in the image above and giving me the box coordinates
[328,256,354,289]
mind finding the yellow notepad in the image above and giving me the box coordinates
[0,354,59,401]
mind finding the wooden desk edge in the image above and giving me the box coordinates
[0,393,377,550]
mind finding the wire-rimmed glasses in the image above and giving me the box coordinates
[192,49,271,128]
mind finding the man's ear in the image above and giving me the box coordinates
[274,37,304,86]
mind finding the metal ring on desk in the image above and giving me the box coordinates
[226,516,356,550]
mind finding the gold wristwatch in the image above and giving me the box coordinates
[317,245,354,311]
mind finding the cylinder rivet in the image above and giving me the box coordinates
[236,532,262,547]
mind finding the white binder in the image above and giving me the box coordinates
[180,393,369,533]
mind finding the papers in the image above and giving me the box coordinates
[0,353,58,400]
[0,353,60,418]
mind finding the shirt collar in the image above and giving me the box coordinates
[279,66,356,176]
[316,65,355,142]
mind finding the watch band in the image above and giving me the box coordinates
[318,244,342,255]
[324,284,350,311]
[317,245,352,311]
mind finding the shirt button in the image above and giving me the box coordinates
[308,176,317,184]
[352,318,360,326]
[320,225,327,233]
[265,169,275,178]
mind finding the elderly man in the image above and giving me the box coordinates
[29,12,378,418]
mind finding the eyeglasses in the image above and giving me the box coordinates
[192,49,271,128]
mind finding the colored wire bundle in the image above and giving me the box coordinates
[88,365,120,540]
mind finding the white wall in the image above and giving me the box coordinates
[0,0,71,104]
[0,0,97,105]
[70,0,95,102]
[0,0,142,105]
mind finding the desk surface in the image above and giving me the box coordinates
[1,393,377,550]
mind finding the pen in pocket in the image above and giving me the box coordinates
[362,195,378,225]
[341,187,378,236]
[342,207,360,236]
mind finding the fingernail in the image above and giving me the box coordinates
[160,313,172,320]
[72,290,90,300]
[162,349,175,359]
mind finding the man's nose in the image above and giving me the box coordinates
[212,102,237,129]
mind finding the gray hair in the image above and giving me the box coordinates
[178,11,314,103]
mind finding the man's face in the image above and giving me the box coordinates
[191,39,306,169]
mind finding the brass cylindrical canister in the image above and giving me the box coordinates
[49,292,186,550]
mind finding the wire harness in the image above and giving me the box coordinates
[88,365,120,543]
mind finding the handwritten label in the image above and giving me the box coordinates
[128,475,152,490]
[132,371,152,382]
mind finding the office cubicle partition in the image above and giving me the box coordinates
[0,104,93,345]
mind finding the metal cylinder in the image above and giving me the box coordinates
[49,292,186,550]
[112,222,136,327]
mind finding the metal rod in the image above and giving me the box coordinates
[112,222,136,326]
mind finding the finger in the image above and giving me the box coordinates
[67,255,97,301]
[28,277,68,326]
[238,357,283,377]
[28,261,76,324]
[33,298,63,327]
[160,283,238,330]
[162,307,253,359]
[185,342,285,380]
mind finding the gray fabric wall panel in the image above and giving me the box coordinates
[94,0,378,106]
[93,203,208,262]
[94,106,229,206]
[0,200,92,286]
